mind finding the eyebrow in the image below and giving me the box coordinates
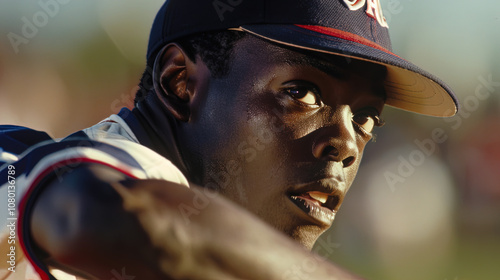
[281,52,388,100]
[282,55,348,79]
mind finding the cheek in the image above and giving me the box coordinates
[238,109,291,174]
[189,88,289,194]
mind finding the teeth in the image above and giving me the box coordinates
[308,192,328,204]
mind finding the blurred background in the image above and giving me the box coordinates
[0,0,499,279]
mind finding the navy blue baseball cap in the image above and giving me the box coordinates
[147,0,459,117]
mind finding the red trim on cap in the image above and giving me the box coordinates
[18,158,140,280]
[295,24,399,58]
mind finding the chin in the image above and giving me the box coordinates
[260,210,331,250]
[287,225,327,250]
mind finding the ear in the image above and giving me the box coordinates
[153,43,206,122]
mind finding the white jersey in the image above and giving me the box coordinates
[0,108,188,280]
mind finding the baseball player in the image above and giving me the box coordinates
[0,0,458,279]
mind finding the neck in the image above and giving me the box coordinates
[133,93,189,177]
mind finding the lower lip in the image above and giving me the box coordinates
[289,195,336,226]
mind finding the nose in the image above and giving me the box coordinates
[312,107,358,168]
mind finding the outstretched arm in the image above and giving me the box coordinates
[31,163,362,279]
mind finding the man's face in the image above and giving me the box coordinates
[178,35,386,248]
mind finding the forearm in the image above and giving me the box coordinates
[205,222,360,280]
[30,165,360,279]
[196,198,362,279]
[117,180,362,280]
[210,228,362,280]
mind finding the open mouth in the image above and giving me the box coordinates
[288,191,340,226]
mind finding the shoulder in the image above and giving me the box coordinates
[1,109,188,188]
[0,119,188,280]
[0,125,54,166]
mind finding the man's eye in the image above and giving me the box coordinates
[352,110,384,133]
[284,84,321,106]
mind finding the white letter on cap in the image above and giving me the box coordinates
[366,0,389,28]
[343,0,365,10]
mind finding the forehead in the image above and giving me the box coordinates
[233,34,387,98]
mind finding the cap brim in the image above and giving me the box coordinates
[241,24,459,117]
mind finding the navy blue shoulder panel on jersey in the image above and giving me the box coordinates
[0,122,147,280]
[1,137,146,280]
[0,125,54,165]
